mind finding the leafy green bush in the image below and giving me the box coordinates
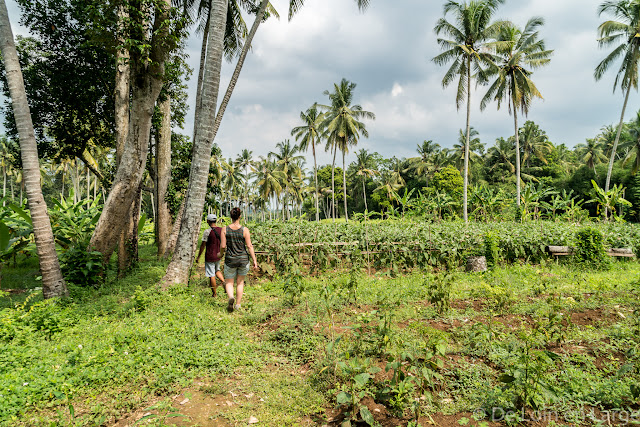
[426,273,451,314]
[60,246,106,288]
[0,293,73,342]
[484,232,499,268]
[573,227,610,270]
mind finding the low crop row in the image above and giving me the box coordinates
[247,220,640,274]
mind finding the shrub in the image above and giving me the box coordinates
[484,232,499,268]
[573,227,610,270]
[60,246,106,288]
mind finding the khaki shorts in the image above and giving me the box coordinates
[224,262,250,279]
[205,261,221,277]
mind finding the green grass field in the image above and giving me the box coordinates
[1,245,640,426]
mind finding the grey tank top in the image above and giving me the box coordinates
[225,226,248,267]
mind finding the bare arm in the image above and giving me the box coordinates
[244,227,258,269]
[216,227,227,259]
[196,241,206,262]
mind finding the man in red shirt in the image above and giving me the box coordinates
[196,214,224,297]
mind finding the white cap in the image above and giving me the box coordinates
[206,214,217,222]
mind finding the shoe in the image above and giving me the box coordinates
[234,304,241,311]
[227,297,235,313]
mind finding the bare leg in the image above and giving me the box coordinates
[224,277,235,299]
[216,270,224,286]
[209,276,216,296]
[235,275,246,306]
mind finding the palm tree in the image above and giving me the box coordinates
[255,156,283,220]
[576,138,608,172]
[519,121,552,168]
[0,0,67,298]
[235,148,254,214]
[291,103,323,221]
[407,140,441,186]
[271,140,304,220]
[321,78,375,222]
[622,110,640,173]
[453,127,485,177]
[480,17,552,206]
[351,149,379,212]
[594,0,640,217]
[433,0,505,222]
[486,137,516,181]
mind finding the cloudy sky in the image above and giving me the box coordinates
[5,0,639,167]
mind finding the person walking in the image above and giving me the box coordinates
[218,207,258,312]
[196,213,224,297]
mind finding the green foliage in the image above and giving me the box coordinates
[250,220,640,274]
[0,292,73,343]
[49,195,102,248]
[426,273,452,314]
[573,227,611,270]
[335,358,380,426]
[60,246,106,288]
[499,330,560,409]
[472,282,514,313]
[484,233,499,268]
[282,268,306,306]
[269,317,321,364]
[432,165,463,196]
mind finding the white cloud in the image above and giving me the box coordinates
[391,83,403,97]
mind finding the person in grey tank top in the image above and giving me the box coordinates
[217,207,258,312]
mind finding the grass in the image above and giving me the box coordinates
[1,246,640,426]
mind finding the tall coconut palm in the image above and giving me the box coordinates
[350,149,379,212]
[480,17,552,206]
[321,78,375,222]
[519,120,552,168]
[576,138,608,172]
[0,0,67,298]
[595,0,640,217]
[291,103,323,221]
[433,0,506,222]
[255,156,283,220]
[235,148,254,213]
[271,140,304,219]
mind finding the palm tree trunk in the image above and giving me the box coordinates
[210,0,270,145]
[192,12,209,145]
[342,149,348,222]
[362,178,368,212]
[163,0,229,285]
[463,57,471,223]
[513,97,521,207]
[156,95,172,257]
[0,0,67,298]
[331,144,337,221]
[604,82,632,219]
[312,137,319,222]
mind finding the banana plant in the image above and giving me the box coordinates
[587,180,631,221]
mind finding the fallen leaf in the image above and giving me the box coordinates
[248,416,259,424]
[179,398,189,405]
[245,393,254,399]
